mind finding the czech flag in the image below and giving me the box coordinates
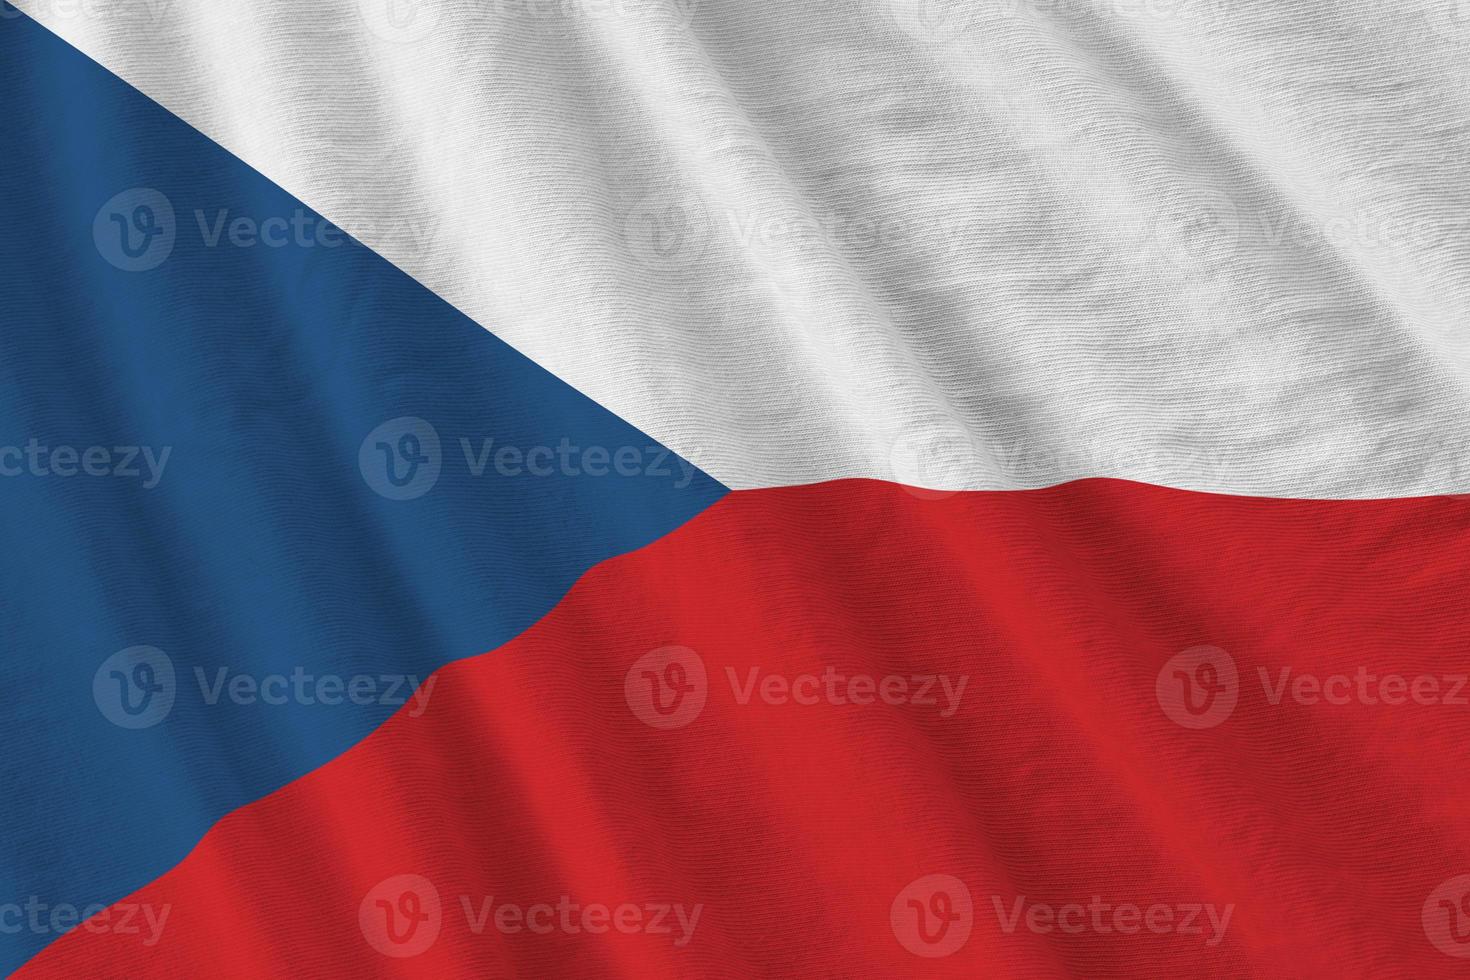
[4,1,1470,976]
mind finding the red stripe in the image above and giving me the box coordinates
[21,479,1470,977]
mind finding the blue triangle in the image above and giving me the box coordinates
[0,5,727,972]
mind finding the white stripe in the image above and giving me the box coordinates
[21,0,1470,496]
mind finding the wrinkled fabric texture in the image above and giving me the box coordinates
[13,0,1470,495]
[9,2,1470,977]
[19,480,1470,979]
